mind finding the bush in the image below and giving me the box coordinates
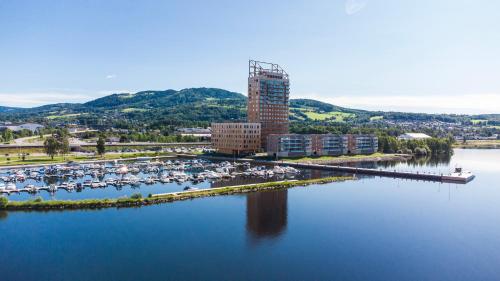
[414,147,428,156]
[130,193,143,199]
[33,196,43,203]
[0,196,8,208]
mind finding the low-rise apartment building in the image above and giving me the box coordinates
[267,134,377,157]
[211,123,261,155]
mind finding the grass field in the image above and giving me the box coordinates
[370,116,384,121]
[46,113,82,120]
[302,111,355,121]
[121,108,148,113]
[471,119,489,125]
[454,140,500,148]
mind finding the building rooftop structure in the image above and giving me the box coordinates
[398,133,432,140]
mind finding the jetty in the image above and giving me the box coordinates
[199,155,475,184]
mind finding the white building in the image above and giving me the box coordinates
[0,123,44,133]
[398,133,431,141]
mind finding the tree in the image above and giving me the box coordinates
[96,135,106,156]
[59,137,70,159]
[44,137,59,160]
[2,129,13,142]
[0,196,8,208]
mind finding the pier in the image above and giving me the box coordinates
[200,155,475,184]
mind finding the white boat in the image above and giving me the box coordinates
[160,176,172,183]
[105,178,117,186]
[272,166,286,174]
[115,165,129,174]
[129,175,141,186]
[0,182,6,191]
[6,182,17,190]
[144,177,156,184]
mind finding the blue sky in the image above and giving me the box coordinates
[1,0,499,114]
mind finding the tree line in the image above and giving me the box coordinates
[377,135,454,155]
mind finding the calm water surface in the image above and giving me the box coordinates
[1,149,499,281]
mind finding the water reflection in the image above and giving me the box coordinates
[0,210,7,220]
[246,190,288,241]
[378,154,452,169]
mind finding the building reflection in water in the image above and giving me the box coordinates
[246,189,288,241]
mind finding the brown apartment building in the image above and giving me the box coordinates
[247,60,290,148]
[211,123,261,155]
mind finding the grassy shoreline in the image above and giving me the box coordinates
[0,176,353,211]
[0,151,179,167]
[453,140,500,149]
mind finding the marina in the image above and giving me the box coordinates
[0,154,475,201]
[0,158,303,200]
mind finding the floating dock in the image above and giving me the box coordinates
[200,155,475,184]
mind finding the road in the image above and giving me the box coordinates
[0,141,211,148]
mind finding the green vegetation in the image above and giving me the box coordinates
[1,176,353,211]
[378,136,454,156]
[43,129,70,159]
[370,116,384,121]
[0,196,8,208]
[454,139,500,149]
[301,111,355,122]
[46,113,82,120]
[471,119,488,125]
[0,88,499,136]
[121,108,147,113]
[1,129,13,142]
[96,135,106,156]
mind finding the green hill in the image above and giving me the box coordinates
[0,88,498,130]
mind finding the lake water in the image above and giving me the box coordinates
[1,149,499,281]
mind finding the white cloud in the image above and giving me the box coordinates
[345,0,367,15]
[297,93,500,114]
[0,89,133,107]
[105,74,117,79]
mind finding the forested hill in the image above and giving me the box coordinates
[0,88,498,130]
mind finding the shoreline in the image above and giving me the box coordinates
[0,176,353,211]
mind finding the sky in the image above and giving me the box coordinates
[0,0,499,114]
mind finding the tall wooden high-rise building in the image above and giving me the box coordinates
[247,60,290,148]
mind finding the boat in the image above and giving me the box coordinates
[6,182,17,191]
[48,184,58,193]
[272,166,286,174]
[25,184,38,194]
[144,177,156,185]
[90,180,102,188]
[183,186,199,191]
[105,178,117,186]
[115,165,129,174]
[160,175,172,183]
